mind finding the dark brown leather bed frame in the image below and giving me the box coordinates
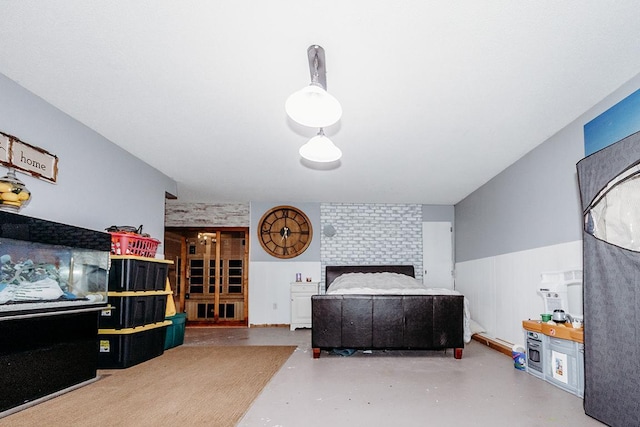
[311,265,464,359]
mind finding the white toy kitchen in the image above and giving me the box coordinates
[523,270,584,398]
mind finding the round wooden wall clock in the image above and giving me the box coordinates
[258,205,313,259]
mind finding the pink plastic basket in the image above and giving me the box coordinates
[110,232,159,258]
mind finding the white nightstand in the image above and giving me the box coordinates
[290,282,320,330]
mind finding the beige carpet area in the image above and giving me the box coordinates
[3,345,296,427]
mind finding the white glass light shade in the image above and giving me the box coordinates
[299,133,342,162]
[285,85,342,128]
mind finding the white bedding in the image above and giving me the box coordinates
[327,272,472,343]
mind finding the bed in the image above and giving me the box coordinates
[311,265,467,359]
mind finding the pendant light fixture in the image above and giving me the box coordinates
[285,84,342,128]
[298,128,342,163]
[286,45,342,162]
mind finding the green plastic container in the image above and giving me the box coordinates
[164,312,187,350]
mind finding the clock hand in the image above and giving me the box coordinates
[281,226,290,242]
[282,215,287,241]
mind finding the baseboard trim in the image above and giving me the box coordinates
[249,323,289,328]
[472,333,513,357]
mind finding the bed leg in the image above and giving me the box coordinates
[454,348,463,359]
[313,348,320,359]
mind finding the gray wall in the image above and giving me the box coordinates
[422,204,454,222]
[455,72,640,262]
[0,73,176,252]
[185,201,447,270]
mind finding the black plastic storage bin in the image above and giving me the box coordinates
[99,292,168,329]
[108,257,170,292]
[98,321,170,368]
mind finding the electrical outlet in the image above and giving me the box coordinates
[272,303,277,310]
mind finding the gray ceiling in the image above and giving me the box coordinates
[2,2,640,205]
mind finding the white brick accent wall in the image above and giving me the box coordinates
[320,203,423,282]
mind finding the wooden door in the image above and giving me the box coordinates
[165,228,248,326]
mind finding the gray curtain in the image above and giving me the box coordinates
[577,131,640,426]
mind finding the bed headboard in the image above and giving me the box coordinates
[324,265,415,290]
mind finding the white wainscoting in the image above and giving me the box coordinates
[248,261,321,326]
[455,240,582,346]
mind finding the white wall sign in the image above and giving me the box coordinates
[0,133,9,164]
[0,131,58,183]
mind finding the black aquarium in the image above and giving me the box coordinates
[0,211,111,416]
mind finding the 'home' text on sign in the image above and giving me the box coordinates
[0,132,58,183]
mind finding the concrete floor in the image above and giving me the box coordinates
[182,327,603,427]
